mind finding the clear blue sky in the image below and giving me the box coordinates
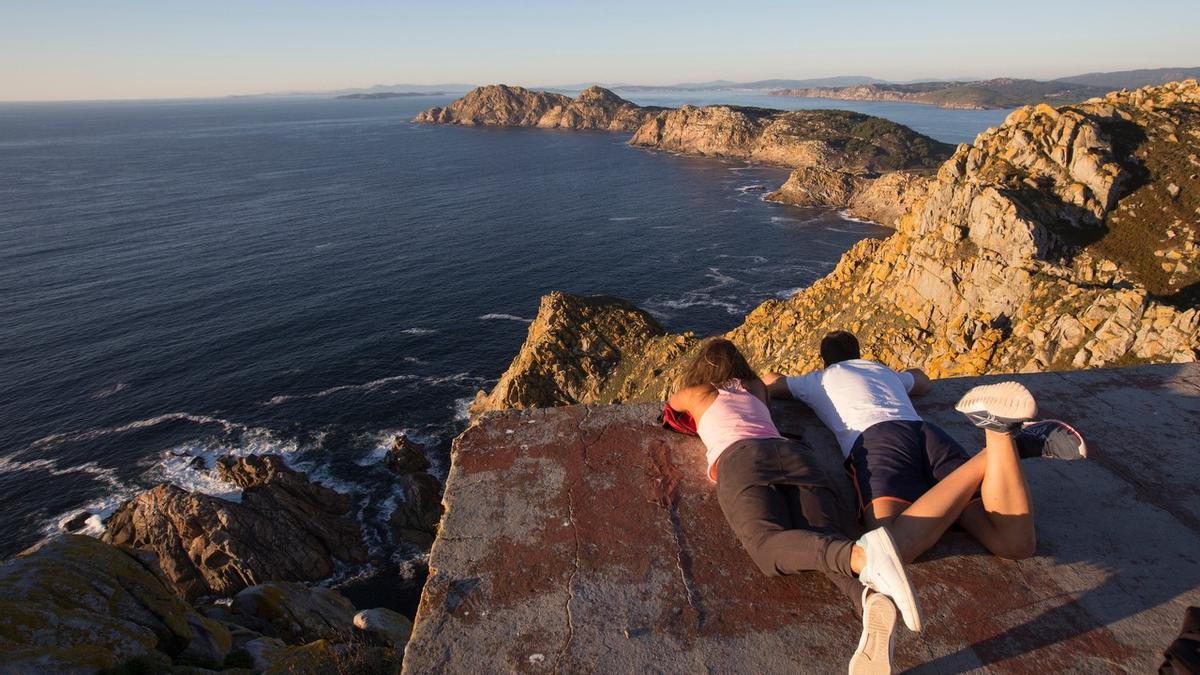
[2,0,1198,101]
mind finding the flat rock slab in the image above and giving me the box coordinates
[404,364,1200,673]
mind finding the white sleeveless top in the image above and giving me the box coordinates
[695,380,783,481]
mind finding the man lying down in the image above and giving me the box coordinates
[665,332,1085,674]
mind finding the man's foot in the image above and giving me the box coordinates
[849,589,897,675]
[955,382,1037,432]
[1017,420,1088,460]
[855,527,923,632]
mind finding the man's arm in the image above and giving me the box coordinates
[761,371,793,400]
[905,368,932,396]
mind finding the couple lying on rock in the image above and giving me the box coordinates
[666,332,1086,675]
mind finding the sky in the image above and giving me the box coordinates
[1,0,1198,101]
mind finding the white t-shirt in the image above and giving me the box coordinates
[786,359,922,458]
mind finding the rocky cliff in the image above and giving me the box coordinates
[475,81,1200,411]
[417,85,953,206]
[413,84,661,132]
[628,106,952,173]
[408,364,1200,673]
[765,167,932,225]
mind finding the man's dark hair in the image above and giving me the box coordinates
[820,331,861,367]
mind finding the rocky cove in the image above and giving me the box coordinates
[3,81,1199,673]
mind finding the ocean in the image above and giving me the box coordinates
[0,93,1009,566]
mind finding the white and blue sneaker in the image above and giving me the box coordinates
[856,527,923,633]
[955,382,1037,432]
[849,588,898,675]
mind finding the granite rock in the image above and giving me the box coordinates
[474,81,1200,413]
[102,454,369,601]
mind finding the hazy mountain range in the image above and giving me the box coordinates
[251,67,1200,100]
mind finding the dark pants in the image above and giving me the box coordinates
[716,437,866,614]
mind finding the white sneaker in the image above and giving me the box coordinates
[955,381,1037,432]
[856,527,923,632]
[849,589,897,675]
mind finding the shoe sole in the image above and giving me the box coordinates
[865,527,923,633]
[1027,418,1089,459]
[955,382,1037,421]
[849,592,897,675]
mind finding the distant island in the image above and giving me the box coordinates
[335,91,444,100]
[768,68,1200,109]
[771,78,1108,109]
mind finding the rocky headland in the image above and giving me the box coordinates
[770,78,1109,110]
[474,80,1200,412]
[416,85,954,215]
[413,84,663,132]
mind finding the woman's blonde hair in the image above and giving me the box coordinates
[679,337,757,389]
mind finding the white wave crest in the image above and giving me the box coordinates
[399,327,438,335]
[90,383,129,399]
[836,209,879,224]
[479,313,533,323]
[31,413,243,449]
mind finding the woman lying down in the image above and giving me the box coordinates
[667,337,1082,674]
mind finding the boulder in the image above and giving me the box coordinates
[231,582,356,644]
[386,434,431,474]
[102,454,369,601]
[389,472,443,548]
[263,639,339,675]
[0,535,218,673]
[352,608,413,648]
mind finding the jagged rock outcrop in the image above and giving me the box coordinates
[103,454,369,601]
[384,434,443,548]
[469,292,694,413]
[414,84,660,132]
[0,535,230,673]
[474,81,1200,412]
[629,106,952,172]
[766,168,932,226]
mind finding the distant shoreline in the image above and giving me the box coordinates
[335,91,445,100]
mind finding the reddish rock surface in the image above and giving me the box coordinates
[405,363,1200,673]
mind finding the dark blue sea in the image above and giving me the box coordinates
[0,93,1009,563]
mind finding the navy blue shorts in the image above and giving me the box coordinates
[845,420,975,513]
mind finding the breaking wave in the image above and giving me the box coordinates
[479,313,533,323]
[32,412,244,449]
